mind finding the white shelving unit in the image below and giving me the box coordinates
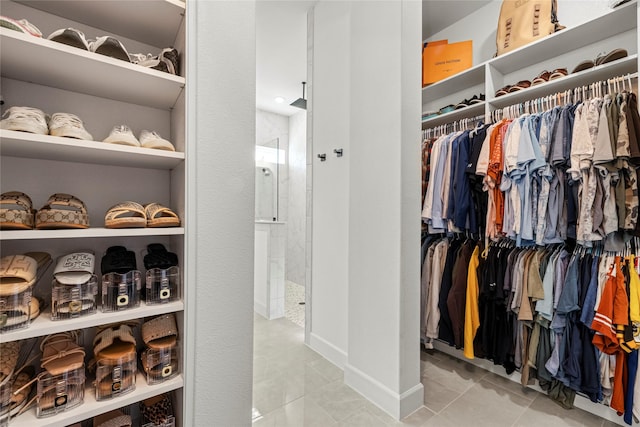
[0,0,188,425]
[421,2,639,426]
[422,0,639,129]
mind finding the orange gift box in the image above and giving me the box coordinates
[422,39,472,86]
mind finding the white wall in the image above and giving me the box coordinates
[189,1,255,425]
[425,0,614,65]
[287,111,307,287]
[309,0,351,366]
[309,0,423,419]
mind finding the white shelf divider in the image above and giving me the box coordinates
[0,301,184,343]
[0,29,185,110]
[9,373,184,427]
[0,130,184,170]
[0,228,185,241]
[14,0,185,49]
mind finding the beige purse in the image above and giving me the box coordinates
[495,0,564,56]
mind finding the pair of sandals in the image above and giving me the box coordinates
[141,313,180,384]
[93,322,138,400]
[144,244,179,303]
[10,332,86,417]
[0,252,51,330]
[494,68,568,97]
[572,48,628,74]
[0,341,37,420]
[0,191,89,230]
[104,201,180,229]
[101,247,141,311]
[51,252,98,319]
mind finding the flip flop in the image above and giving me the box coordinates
[101,246,137,275]
[144,244,178,270]
[104,201,146,229]
[144,203,180,228]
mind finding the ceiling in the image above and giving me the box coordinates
[255,1,492,117]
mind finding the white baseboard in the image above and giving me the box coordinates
[344,363,424,420]
[254,301,267,319]
[309,332,347,368]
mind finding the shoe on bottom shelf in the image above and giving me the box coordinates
[139,130,175,151]
[103,125,141,147]
[94,408,132,427]
[0,106,49,135]
[48,112,93,140]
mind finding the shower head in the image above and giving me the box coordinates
[290,81,307,110]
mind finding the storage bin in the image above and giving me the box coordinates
[141,343,180,385]
[101,271,141,312]
[36,367,85,417]
[95,354,136,401]
[145,267,180,304]
[0,287,32,332]
[51,277,98,320]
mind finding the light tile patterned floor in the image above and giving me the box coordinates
[253,314,617,426]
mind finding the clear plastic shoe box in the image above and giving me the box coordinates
[145,267,180,304]
[36,367,85,417]
[141,343,180,385]
[95,355,137,401]
[101,271,141,312]
[0,287,32,332]
[51,277,98,320]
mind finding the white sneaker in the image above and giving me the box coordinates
[0,106,49,134]
[103,125,140,147]
[1,16,43,37]
[139,130,175,151]
[48,28,89,50]
[49,113,93,140]
[89,36,130,62]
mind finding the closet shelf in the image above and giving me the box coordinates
[0,228,185,241]
[0,130,184,170]
[422,102,485,128]
[422,63,485,103]
[0,301,184,343]
[9,373,184,427]
[13,0,185,49]
[489,0,637,74]
[488,55,638,109]
[0,29,185,110]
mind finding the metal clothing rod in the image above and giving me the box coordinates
[493,72,637,121]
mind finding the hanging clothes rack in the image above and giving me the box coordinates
[491,72,637,122]
[422,114,485,140]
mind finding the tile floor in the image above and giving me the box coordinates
[252,314,620,426]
